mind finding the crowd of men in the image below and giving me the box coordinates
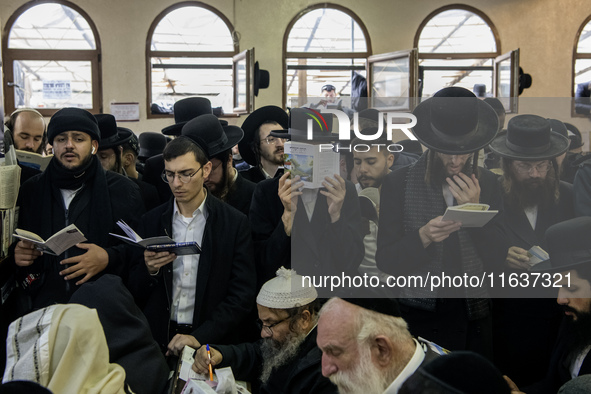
[1,86,591,394]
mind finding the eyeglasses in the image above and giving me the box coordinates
[322,84,336,92]
[257,317,289,336]
[161,167,202,183]
[514,161,551,175]
[263,136,287,145]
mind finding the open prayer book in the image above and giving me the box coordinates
[109,220,201,255]
[527,245,549,267]
[16,150,53,171]
[13,224,87,255]
[284,141,340,189]
[440,203,498,228]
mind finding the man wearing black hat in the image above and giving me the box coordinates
[504,217,591,394]
[317,297,446,394]
[238,105,289,183]
[126,114,257,355]
[11,107,144,310]
[488,114,573,386]
[249,107,363,288]
[376,87,507,357]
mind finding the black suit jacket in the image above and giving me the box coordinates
[226,172,256,217]
[240,166,267,183]
[143,154,172,204]
[249,177,364,292]
[126,194,257,350]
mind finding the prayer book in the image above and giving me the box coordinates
[15,150,53,171]
[526,245,549,266]
[109,220,201,255]
[440,203,498,228]
[284,141,340,189]
[13,224,87,255]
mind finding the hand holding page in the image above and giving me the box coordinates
[440,203,498,228]
[527,245,550,267]
[13,224,87,255]
[109,220,201,255]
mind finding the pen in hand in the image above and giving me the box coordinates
[206,344,213,381]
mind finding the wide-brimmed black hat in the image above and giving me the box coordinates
[162,97,213,136]
[565,122,584,149]
[181,114,243,158]
[531,217,591,272]
[269,107,336,142]
[95,114,133,150]
[489,114,570,161]
[239,105,288,165]
[254,61,270,97]
[412,87,499,155]
[138,132,167,159]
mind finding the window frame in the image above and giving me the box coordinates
[146,1,239,119]
[2,0,103,116]
[413,4,501,98]
[572,15,591,117]
[282,3,372,109]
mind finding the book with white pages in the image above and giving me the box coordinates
[109,220,201,255]
[440,203,499,228]
[13,224,87,255]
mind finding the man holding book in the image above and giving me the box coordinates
[376,87,507,358]
[126,114,257,355]
[12,107,144,310]
[488,115,573,386]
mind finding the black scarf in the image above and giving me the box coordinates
[402,152,489,320]
[38,155,113,249]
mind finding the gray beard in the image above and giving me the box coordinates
[329,344,393,394]
[259,330,307,384]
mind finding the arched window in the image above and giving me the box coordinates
[573,17,591,115]
[147,2,238,117]
[284,5,371,108]
[2,1,102,115]
[415,6,500,98]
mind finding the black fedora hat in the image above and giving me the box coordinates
[565,122,584,149]
[412,87,499,155]
[138,132,167,159]
[181,114,243,158]
[269,107,336,142]
[531,217,591,272]
[162,97,213,136]
[95,114,133,150]
[254,61,270,97]
[239,105,288,166]
[488,114,569,161]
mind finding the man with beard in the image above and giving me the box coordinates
[504,217,591,394]
[11,107,144,310]
[238,105,288,183]
[488,114,572,387]
[317,298,445,394]
[5,108,46,154]
[376,87,507,358]
[192,268,336,394]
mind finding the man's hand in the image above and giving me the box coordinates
[279,172,303,236]
[144,250,176,275]
[166,334,200,357]
[506,246,531,270]
[192,344,223,375]
[504,375,526,394]
[59,243,108,285]
[419,216,462,248]
[14,240,42,267]
[320,174,346,223]
[446,173,480,205]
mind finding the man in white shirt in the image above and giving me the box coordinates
[317,298,445,394]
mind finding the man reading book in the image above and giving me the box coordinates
[11,107,144,310]
[126,114,257,355]
[376,87,507,358]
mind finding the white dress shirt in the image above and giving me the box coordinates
[383,339,426,394]
[170,194,208,324]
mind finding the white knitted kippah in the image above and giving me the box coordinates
[256,267,317,309]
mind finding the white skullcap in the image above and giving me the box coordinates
[256,267,317,309]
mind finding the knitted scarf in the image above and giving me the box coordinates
[402,152,489,320]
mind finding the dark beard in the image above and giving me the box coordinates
[563,306,591,353]
[210,168,234,201]
[57,150,94,172]
[503,168,558,210]
[428,153,473,187]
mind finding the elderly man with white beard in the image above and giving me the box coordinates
[317,298,446,394]
[193,267,337,394]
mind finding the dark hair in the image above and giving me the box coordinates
[351,136,394,157]
[121,141,138,158]
[163,136,208,166]
[210,149,233,200]
[252,120,282,164]
[271,299,321,333]
[575,264,591,284]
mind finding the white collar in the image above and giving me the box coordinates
[383,339,425,394]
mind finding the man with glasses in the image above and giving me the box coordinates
[192,267,337,394]
[126,114,257,356]
[488,114,573,387]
